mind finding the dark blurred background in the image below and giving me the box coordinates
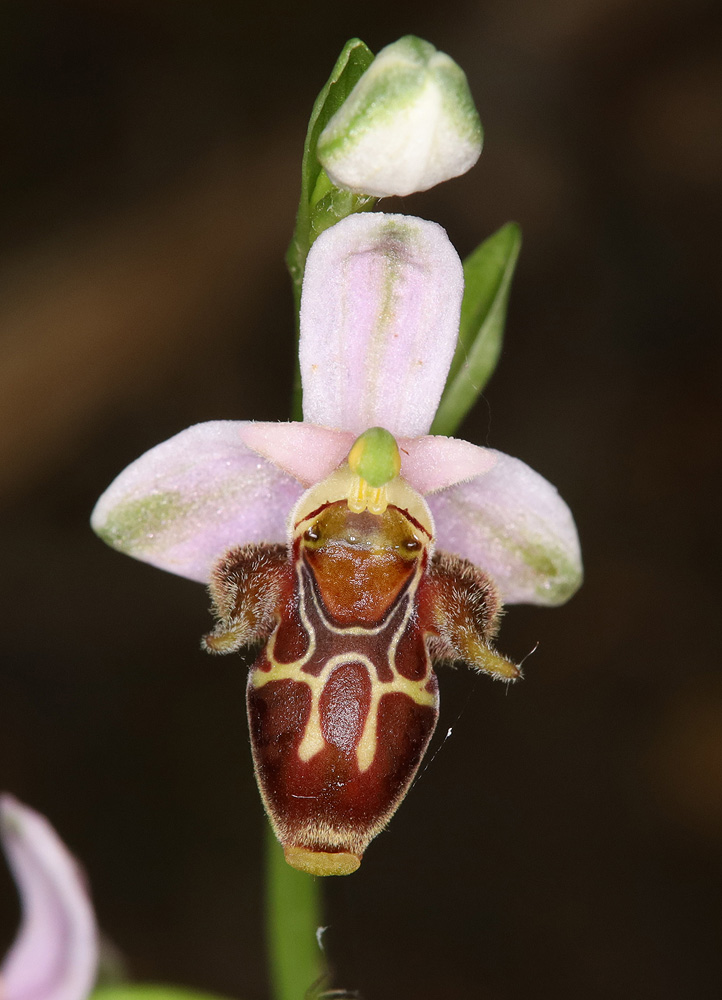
[1,1,721,997]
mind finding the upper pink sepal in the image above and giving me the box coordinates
[427,450,582,605]
[0,795,98,1000]
[300,213,463,439]
[90,421,304,583]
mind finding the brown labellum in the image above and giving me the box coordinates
[204,467,518,875]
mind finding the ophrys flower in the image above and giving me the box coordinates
[92,213,581,874]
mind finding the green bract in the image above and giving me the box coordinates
[432,222,522,435]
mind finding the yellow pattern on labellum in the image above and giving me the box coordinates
[251,558,434,774]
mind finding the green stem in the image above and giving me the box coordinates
[265,824,325,1000]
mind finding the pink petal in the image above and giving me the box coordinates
[398,435,497,494]
[239,422,354,487]
[1,795,98,1000]
[91,421,305,583]
[427,450,582,605]
[239,426,501,503]
[300,213,463,439]
[239,426,498,498]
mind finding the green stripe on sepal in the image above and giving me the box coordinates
[431,221,522,437]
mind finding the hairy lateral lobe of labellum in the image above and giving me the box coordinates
[246,498,438,876]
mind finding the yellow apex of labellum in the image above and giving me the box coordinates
[284,846,361,876]
[347,427,401,515]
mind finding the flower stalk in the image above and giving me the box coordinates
[265,828,325,1000]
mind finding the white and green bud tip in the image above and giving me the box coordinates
[317,36,482,198]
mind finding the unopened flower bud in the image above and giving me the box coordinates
[317,36,482,198]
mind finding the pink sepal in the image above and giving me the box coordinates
[300,213,463,439]
[91,421,304,583]
[428,450,583,605]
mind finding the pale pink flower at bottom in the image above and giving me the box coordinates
[0,796,98,1000]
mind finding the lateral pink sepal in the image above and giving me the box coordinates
[427,449,583,606]
[90,421,304,583]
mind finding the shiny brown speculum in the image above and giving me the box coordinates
[204,465,519,875]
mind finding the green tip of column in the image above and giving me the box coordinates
[348,427,401,487]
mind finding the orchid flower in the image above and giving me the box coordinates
[0,795,98,1000]
[92,212,581,875]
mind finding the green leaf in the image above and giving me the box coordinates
[92,987,235,1000]
[265,825,325,1000]
[431,222,522,436]
[308,183,375,244]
